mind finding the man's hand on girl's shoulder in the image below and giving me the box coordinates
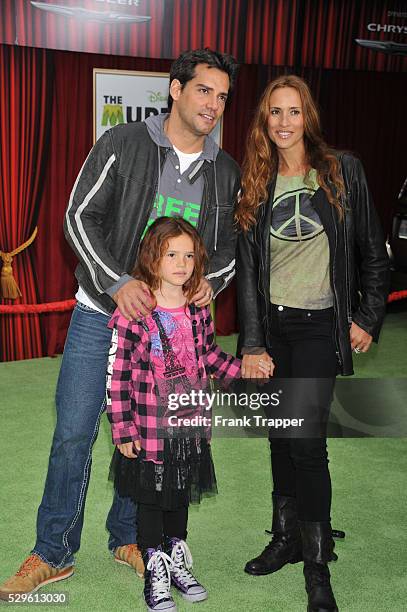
[191,278,214,307]
[113,279,154,321]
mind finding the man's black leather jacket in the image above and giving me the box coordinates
[64,122,240,314]
[236,153,390,375]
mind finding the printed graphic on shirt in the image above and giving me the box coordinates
[150,310,197,379]
[142,193,201,237]
[269,173,333,310]
[105,327,118,410]
[271,185,322,242]
[150,310,201,418]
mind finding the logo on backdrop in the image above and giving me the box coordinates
[32,0,150,23]
[367,23,407,34]
[366,8,407,36]
[102,103,124,126]
[147,91,167,103]
[355,11,407,56]
[100,94,168,127]
[95,0,141,6]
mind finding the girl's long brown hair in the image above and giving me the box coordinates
[235,75,345,231]
[132,216,208,302]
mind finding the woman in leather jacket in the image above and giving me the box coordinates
[235,75,389,612]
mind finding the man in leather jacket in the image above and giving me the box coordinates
[0,49,240,600]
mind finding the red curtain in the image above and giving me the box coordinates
[34,50,172,356]
[0,45,53,361]
[2,0,406,72]
[2,45,406,358]
[214,63,262,335]
[318,69,407,234]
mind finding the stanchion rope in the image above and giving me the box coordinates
[0,291,406,314]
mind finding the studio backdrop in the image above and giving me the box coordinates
[0,0,406,361]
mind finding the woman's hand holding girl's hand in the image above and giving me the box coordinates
[258,358,274,376]
[191,278,214,307]
[113,279,154,320]
[350,322,373,353]
[242,353,275,378]
[117,440,141,459]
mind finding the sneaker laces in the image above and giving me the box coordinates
[16,555,43,577]
[146,551,173,602]
[171,540,197,587]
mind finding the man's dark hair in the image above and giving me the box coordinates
[167,48,239,109]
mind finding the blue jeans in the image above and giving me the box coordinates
[32,303,136,568]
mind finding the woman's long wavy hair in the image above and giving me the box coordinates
[235,75,345,231]
[132,216,208,303]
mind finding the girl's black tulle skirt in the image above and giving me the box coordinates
[109,437,217,510]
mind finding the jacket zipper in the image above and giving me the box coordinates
[197,171,209,237]
[258,204,266,298]
[258,200,272,344]
[340,154,352,324]
[134,147,168,261]
[331,206,342,367]
[343,198,352,324]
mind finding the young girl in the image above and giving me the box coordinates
[106,217,261,612]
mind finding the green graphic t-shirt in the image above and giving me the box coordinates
[141,147,204,238]
[270,170,333,309]
[144,193,201,233]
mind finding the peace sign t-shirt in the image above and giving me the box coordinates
[269,170,333,310]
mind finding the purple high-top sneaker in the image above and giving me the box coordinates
[166,538,208,603]
[142,547,176,612]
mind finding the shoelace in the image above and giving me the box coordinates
[146,551,173,602]
[263,533,288,552]
[171,540,197,587]
[16,555,43,577]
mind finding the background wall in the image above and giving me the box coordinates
[1,0,406,70]
[1,0,406,360]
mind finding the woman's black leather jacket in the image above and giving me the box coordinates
[236,153,390,375]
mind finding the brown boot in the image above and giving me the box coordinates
[0,554,73,601]
[114,544,144,578]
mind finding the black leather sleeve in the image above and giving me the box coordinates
[236,226,267,348]
[345,155,390,341]
[206,173,240,299]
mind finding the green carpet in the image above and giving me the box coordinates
[0,308,406,610]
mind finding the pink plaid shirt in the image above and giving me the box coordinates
[106,304,241,463]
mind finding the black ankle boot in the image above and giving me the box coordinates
[244,495,302,575]
[299,521,338,612]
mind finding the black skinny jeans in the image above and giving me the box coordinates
[137,503,189,550]
[267,304,338,522]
